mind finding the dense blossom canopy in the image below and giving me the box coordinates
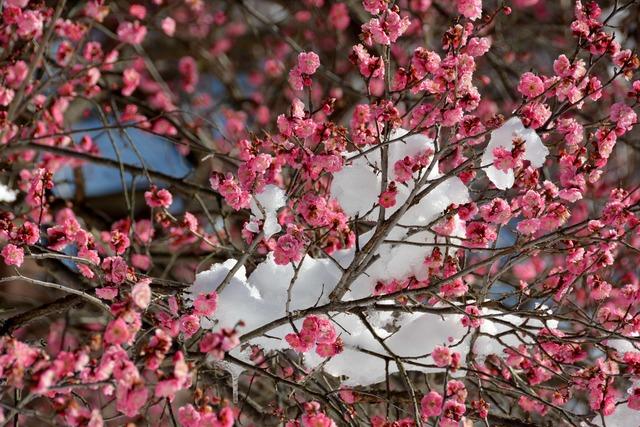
[1,0,640,426]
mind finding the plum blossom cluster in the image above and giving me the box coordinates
[420,381,469,426]
[285,315,343,357]
[1,0,640,425]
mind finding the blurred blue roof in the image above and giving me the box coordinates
[54,118,193,199]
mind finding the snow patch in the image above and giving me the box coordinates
[481,117,548,190]
[187,128,549,386]
[250,184,287,238]
[0,183,17,203]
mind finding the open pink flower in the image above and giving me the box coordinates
[144,186,173,208]
[457,0,482,20]
[421,391,443,418]
[104,318,132,345]
[117,21,147,44]
[518,72,545,98]
[131,278,151,309]
[2,244,24,267]
[297,52,320,75]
